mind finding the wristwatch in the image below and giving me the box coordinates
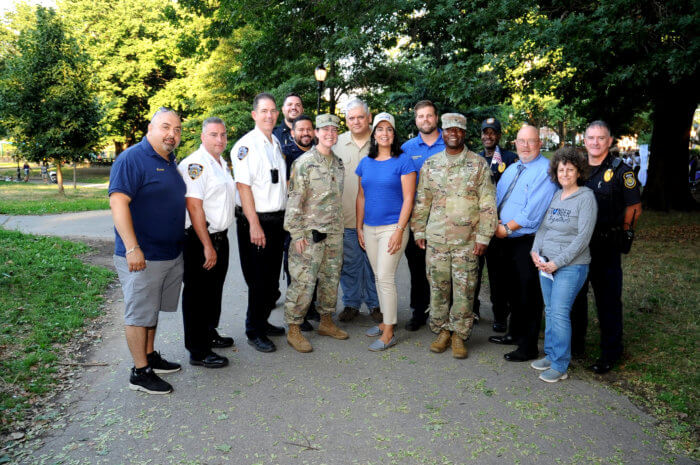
[503,224,513,236]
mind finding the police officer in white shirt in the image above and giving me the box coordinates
[232,92,287,353]
[178,117,235,368]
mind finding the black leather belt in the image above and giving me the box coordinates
[186,227,228,241]
[235,206,285,222]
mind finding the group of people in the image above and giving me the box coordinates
[109,92,641,395]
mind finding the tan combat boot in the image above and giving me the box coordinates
[430,330,451,353]
[318,314,349,340]
[287,324,312,353]
[451,335,468,359]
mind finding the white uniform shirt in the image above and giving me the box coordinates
[231,127,287,212]
[178,145,236,233]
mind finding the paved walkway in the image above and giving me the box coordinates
[2,212,693,464]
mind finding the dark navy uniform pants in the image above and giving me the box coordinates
[182,229,229,359]
[405,230,430,322]
[571,241,624,362]
[236,211,284,339]
[474,236,511,324]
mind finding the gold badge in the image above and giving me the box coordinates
[603,169,614,182]
[623,171,637,189]
[498,162,506,173]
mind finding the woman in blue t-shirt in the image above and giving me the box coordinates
[356,112,417,351]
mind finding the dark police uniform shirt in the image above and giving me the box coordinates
[478,145,518,184]
[273,123,295,159]
[280,139,308,180]
[585,154,641,233]
[109,138,186,260]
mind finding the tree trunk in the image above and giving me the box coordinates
[558,121,567,147]
[643,77,698,211]
[55,161,64,195]
[114,140,124,157]
[73,161,77,189]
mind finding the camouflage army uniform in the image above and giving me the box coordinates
[411,148,497,340]
[284,147,345,324]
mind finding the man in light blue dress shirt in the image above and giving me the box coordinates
[487,125,557,362]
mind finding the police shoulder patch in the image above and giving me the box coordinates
[237,146,249,160]
[623,171,636,189]
[188,163,203,180]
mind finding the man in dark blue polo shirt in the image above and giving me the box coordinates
[401,100,446,331]
[474,117,519,331]
[109,108,186,395]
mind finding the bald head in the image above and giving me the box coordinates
[515,125,542,163]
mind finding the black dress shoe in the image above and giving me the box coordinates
[210,334,235,348]
[404,318,426,332]
[190,352,229,368]
[473,313,480,325]
[299,319,313,332]
[504,349,538,362]
[589,359,613,374]
[265,323,285,336]
[492,321,507,333]
[247,336,276,353]
[488,334,516,345]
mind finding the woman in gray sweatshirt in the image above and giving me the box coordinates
[530,147,597,383]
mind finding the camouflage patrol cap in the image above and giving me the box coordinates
[481,117,502,133]
[442,113,467,130]
[316,113,340,128]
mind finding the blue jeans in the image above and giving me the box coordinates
[340,228,378,309]
[540,264,589,373]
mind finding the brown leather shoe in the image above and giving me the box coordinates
[338,306,359,322]
[370,307,382,323]
[287,324,312,353]
[318,314,349,340]
[451,335,468,359]
[430,330,451,353]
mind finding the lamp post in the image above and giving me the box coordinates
[314,65,327,114]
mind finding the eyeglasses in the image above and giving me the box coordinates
[516,138,540,146]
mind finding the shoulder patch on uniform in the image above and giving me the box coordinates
[237,146,249,160]
[623,171,636,189]
[187,163,203,180]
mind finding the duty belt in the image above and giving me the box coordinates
[185,226,228,242]
[235,206,285,222]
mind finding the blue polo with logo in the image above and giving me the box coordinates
[108,137,186,260]
[400,130,446,180]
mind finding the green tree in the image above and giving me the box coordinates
[0,6,102,194]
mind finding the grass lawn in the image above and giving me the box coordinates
[0,230,113,432]
[579,210,699,457]
[0,164,110,185]
[0,182,109,215]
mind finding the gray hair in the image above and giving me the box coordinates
[151,107,179,123]
[345,98,369,115]
[202,117,226,133]
[585,120,612,138]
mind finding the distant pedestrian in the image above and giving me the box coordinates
[23,163,29,182]
[40,163,48,183]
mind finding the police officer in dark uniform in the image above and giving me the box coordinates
[281,114,320,331]
[273,92,304,156]
[571,120,642,374]
[474,117,518,331]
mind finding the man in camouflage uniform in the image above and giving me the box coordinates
[284,114,349,352]
[411,113,497,359]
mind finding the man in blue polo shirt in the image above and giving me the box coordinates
[109,108,186,394]
[401,100,446,331]
[487,124,557,362]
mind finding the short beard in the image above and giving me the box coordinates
[296,138,313,149]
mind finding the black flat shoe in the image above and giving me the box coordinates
[210,334,234,348]
[299,320,314,332]
[189,352,229,368]
[589,359,613,374]
[247,336,276,353]
[492,321,507,333]
[504,349,538,362]
[265,323,286,336]
[404,318,426,332]
[488,334,516,345]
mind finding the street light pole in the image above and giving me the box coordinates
[314,65,327,114]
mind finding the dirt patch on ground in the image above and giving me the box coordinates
[0,239,121,455]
